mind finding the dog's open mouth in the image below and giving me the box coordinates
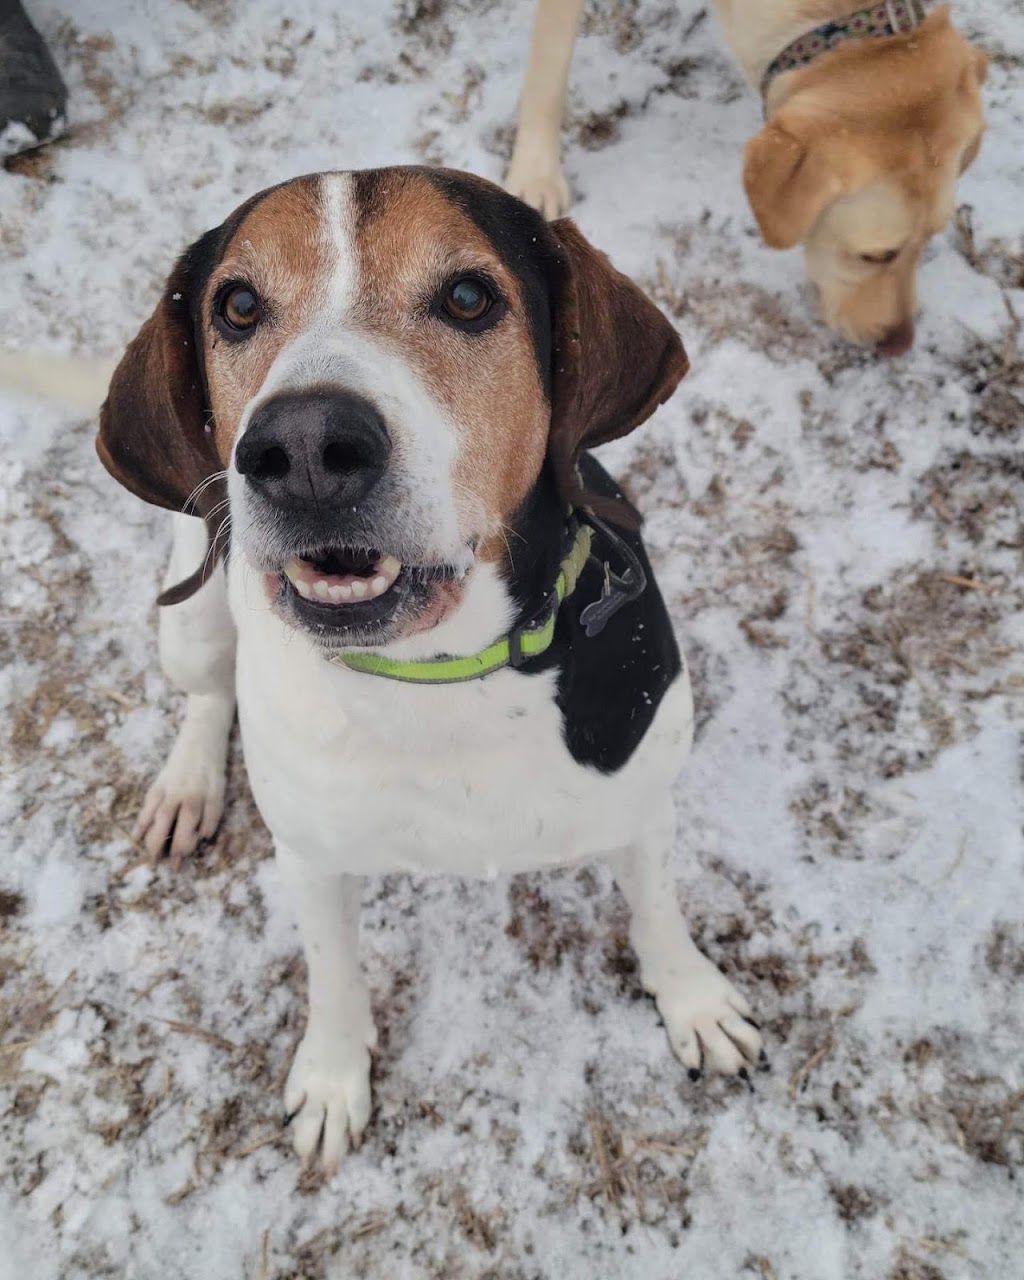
[282,548,403,604]
[271,545,465,642]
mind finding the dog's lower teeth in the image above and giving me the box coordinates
[351,580,368,599]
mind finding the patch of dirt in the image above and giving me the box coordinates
[563,1104,704,1236]
[888,1252,946,1280]
[791,779,875,860]
[830,1182,877,1223]
[984,922,1024,980]
[787,568,1019,779]
[912,1068,1024,1170]
[395,0,454,56]
[914,449,1024,549]
[0,890,25,923]
[953,204,1024,290]
[505,879,589,973]
[648,239,867,380]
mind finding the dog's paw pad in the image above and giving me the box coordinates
[284,1035,373,1175]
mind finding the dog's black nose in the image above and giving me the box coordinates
[236,391,391,508]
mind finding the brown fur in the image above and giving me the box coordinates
[97,268,217,517]
[200,179,326,453]
[97,169,688,600]
[545,219,689,520]
[352,170,550,555]
[745,7,987,347]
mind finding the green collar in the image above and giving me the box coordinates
[330,522,595,685]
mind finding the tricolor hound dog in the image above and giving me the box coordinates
[95,167,764,1173]
[506,0,988,353]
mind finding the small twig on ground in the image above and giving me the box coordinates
[97,685,136,709]
[744,1255,779,1280]
[351,1215,389,1240]
[789,1036,835,1097]
[940,574,992,592]
[234,1130,283,1160]
[154,1016,237,1052]
[588,1110,621,1208]
[163,1179,196,1206]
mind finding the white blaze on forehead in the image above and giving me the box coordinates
[319,171,359,316]
[241,172,359,407]
[229,169,467,563]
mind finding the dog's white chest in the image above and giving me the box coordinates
[230,573,689,878]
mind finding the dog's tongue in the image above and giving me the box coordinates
[312,547,379,577]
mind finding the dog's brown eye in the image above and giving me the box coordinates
[860,249,900,266]
[443,277,492,323]
[217,285,262,334]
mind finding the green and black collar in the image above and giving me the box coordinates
[329,511,646,685]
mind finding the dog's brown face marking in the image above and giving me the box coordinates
[349,170,550,553]
[98,166,687,637]
[200,178,327,461]
[190,170,551,554]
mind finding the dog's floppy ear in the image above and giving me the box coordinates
[98,240,227,604]
[546,218,688,525]
[743,122,843,249]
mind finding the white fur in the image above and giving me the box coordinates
[153,531,759,1170]
[24,185,762,1170]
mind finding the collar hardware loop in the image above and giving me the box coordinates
[577,510,648,639]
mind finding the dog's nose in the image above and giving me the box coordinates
[236,391,391,508]
[876,321,915,357]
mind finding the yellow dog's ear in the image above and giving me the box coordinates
[743,122,844,249]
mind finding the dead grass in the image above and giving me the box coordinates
[505,879,589,973]
[569,1105,705,1235]
[985,922,1024,980]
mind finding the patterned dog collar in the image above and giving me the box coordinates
[762,1,929,97]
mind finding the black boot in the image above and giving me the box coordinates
[0,0,67,158]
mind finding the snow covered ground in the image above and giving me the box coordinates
[1,2,1021,1276]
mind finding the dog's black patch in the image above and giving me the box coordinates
[507,453,682,774]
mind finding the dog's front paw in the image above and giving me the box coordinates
[134,745,226,868]
[654,961,764,1080]
[133,698,232,868]
[505,149,571,219]
[284,1029,375,1174]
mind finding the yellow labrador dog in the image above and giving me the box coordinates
[506,2,988,354]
